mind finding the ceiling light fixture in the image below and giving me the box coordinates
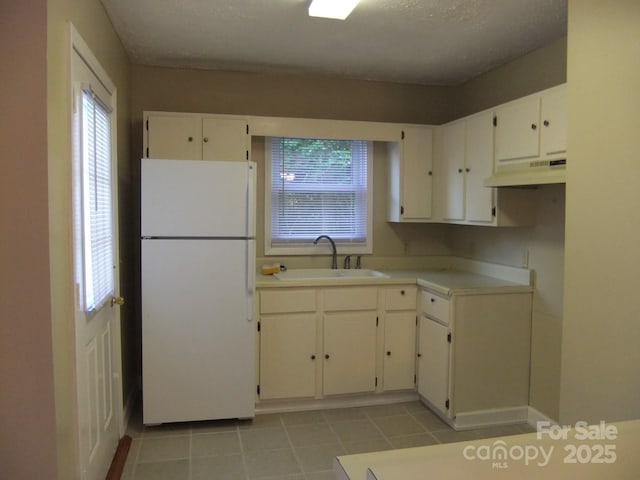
[308,0,360,20]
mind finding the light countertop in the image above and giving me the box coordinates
[335,419,640,480]
[257,265,532,296]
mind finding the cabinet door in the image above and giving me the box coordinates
[401,126,433,219]
[323,312,377,395]
[202,117,248,161]
[259,314,316,399]
[439,121,465,221]
[417,316,450,414]
[494,96,540,165]
[540,86,567,158]
[383,312,416,391]
[146,114,202,159]
[465,112,495,223]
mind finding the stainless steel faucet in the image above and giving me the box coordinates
[313,235,337,269]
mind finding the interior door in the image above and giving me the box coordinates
[71,36,123,480]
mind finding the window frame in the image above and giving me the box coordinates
[264,137,373,256]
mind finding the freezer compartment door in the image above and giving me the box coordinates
[142,239,255,424]
[141,159,256,237]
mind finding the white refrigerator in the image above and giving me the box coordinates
[141,158,256,425]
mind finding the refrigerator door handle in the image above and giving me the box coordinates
[246,163,256,238]
[246,240,256,321]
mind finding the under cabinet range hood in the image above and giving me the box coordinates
[484,159,566,187]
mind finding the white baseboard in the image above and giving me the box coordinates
[453,406,529,431]
[256,391,418,415]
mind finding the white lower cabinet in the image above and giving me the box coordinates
[259,314,316,400]
[258,286,378,400]
[417,315,450,413]
[382,285,417,391]
[417,287,532,421]
[323,312,377,395]
[383,312,417,391]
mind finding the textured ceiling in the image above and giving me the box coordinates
[100,0,567,85]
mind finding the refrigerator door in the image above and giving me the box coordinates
[141,159,256,238]
[142,238,255,424]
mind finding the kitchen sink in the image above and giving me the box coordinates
[273,268,389,281]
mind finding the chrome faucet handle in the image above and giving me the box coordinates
[355,255,362,269]
[343,255,351,269]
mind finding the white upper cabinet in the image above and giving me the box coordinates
[387,125,434,222]
[201,117,249,161]
[540,86,567,159]
[493,84,567,169]
[494,96,541,164]
[435,111,535,227]
[146,113,202,160]
[438,120,466,222]
[464,112,495,223]
[144,112,249,161]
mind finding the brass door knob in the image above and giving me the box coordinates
[111,296,125,307]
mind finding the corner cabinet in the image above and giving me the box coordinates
[144,111,250,161]
[387,125,434,222]
[417,287,532,423]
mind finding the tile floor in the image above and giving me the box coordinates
[122,401,534,480]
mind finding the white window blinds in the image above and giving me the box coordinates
[269,137,369,248]
[81,88,114,311]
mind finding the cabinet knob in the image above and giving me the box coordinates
[311,354,316,360]
[465,168,470,172]
[386,351,391,356]
[325,354,330,360]
[203,137,209,143]
[400,290,405,295]
[458,168,463,173]
[188,136,193,142]
[543,120,550,127]
[428,171,433,176]
[430,298,435,303]
[417,353,422,358]
[531,123,537,130]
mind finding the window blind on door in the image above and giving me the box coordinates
[81,88,114,311]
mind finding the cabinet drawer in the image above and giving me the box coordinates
[323,287,377,311]
[420,290,450,325]
[385,286,417,311]
[260,289,316,314]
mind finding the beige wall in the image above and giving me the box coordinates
[47,0,132,477]
[130,68,456,265]
[453,36,568,119]
[448,38,568,421]
[129,42,569,418]
[560,0,640,423]
[0,0,57,478]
